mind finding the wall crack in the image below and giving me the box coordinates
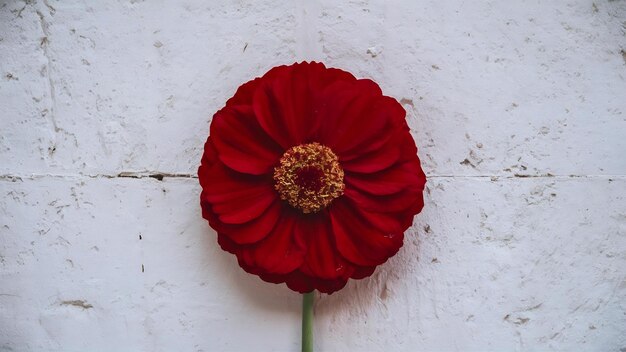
[0,173,624,182]
[35,2,78,156]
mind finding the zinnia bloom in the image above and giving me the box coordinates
[199,62,426,294]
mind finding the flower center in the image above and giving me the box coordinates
[273,143,345,213]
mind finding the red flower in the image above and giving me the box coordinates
[199,62,426,294]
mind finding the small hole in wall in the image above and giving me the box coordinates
[149,174,164,181]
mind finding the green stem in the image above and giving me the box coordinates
[302,291,314,352]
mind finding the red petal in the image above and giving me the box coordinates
[253,62,355,149]
[217,232,239,255]
[198,137,219,192]
[211,105,282,175]
[343,157,426,214]
[201,161,276,224]
[330,199,404,266]
[282,272,316,293]
[341,128,416,173]
[315,79,383,151]
[307,276,348,294]
[352,266,376,279]
[344,187,423,214]
[352,202,405,233]
[225,77,261,106]
[205,197,281,245]
[340,136,402,173]
[203,185,267,204]
[214,188,275,224]
[240,211,307,275]
[335,96,405,159]
[201,156,269,194]
[399,192,425,229]
[298,212,355,280]
[252,69,311,147]
[314,80,405,161]
[199,137,219,169]
[282,271,349,294]
[344,161,419,196]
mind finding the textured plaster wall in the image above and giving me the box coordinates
[1,1,625,351]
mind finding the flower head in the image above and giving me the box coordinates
[199,62,426,294]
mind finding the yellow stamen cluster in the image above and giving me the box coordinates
[273,143,344,213]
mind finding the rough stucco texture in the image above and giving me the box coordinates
[1,1,625,351]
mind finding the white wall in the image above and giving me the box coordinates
[1,1,625,351]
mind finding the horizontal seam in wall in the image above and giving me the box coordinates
[0,173,624,182]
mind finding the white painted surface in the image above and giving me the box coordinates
[1,1,625,351]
